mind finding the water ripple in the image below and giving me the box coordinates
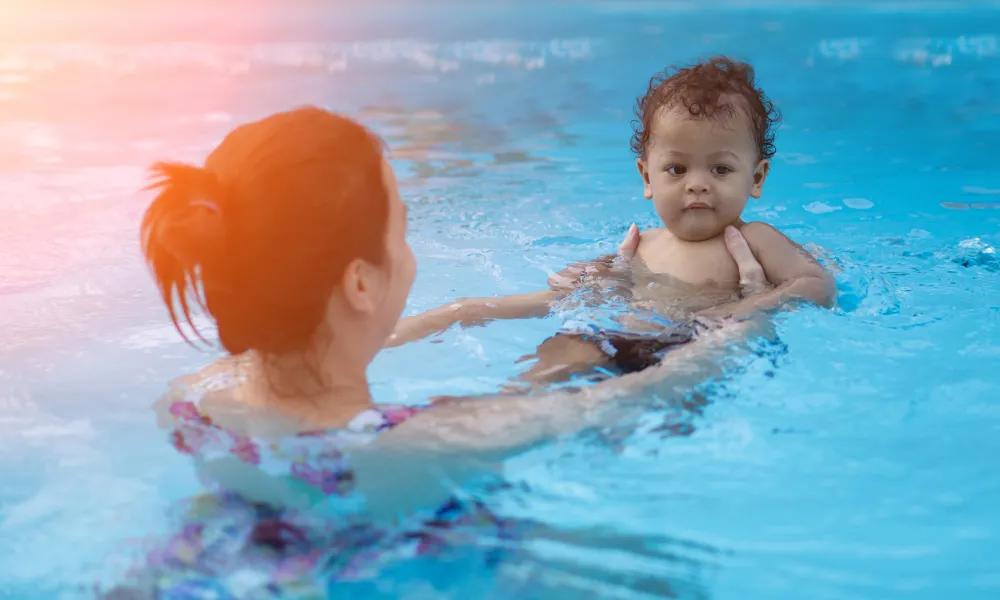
[0,38,598,75]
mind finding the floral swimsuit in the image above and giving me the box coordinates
[108,381,517,598]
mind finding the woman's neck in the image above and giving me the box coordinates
[243,348,375,429]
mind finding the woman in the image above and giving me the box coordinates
[118,106,773,596]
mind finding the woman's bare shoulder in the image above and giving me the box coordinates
[153,354,298,436]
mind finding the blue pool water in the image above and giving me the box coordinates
[1,1,999,597]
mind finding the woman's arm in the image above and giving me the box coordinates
[385,289,561,348]
[392,317,761,449]
[388,227,643,348]
[355,226,785,521]
[352,315,764,521]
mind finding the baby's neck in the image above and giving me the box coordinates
[659,218,745,245]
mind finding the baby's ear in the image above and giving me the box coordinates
[636,159,653,199]
[751,159,770,198]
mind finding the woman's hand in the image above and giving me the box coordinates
[616,223,641,260]
[722,225,773,298]
[549,223,775,321]
[616,224,772,299]
[546,224,642,291]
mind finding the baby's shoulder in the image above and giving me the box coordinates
[736,221,824,274]
[637,227,668,243]
[636,227,668,255]
[735,221,792,252]
[736,220,781,237]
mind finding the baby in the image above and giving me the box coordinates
[391,56,834,387]
[558,55,833,318]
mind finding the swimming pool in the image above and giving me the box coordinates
[1,0,998,597]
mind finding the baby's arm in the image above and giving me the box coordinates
[702,222,836,319]
[385,289,560,347]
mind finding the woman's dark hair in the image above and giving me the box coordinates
[630,56,781,160]
[140,106,389,356]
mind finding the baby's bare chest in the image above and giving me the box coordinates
[636,237,741,289]
[624,242,740,317]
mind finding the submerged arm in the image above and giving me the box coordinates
[353,316,763,521]
[358,227,780,519]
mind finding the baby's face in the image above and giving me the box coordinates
[638,106,770,242]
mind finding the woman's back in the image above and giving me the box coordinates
[111,367,509,597]
[160,358,423,499]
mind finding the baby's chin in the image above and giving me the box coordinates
[666,222,730,242]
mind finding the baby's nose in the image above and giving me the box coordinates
[685,177,710,194]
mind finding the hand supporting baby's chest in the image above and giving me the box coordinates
[618,232,742,318]
[635,235,742,291]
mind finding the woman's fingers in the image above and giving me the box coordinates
[617,223,640,260]
[724,226,771,297]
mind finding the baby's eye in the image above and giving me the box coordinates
[666,165,687,176]
[712,165,733,176]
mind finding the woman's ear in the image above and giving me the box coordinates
[341,259,378,315]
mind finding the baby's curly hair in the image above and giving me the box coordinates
[630,56,781,160]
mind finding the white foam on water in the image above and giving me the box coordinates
[804,201,842,214]
[844,198,875,209]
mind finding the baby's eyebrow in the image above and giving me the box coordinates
[709,150,742,162]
